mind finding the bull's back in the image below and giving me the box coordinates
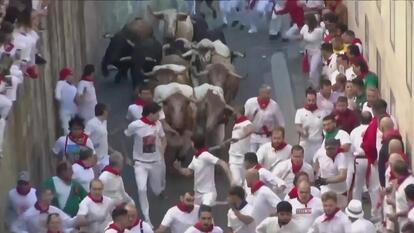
[177,16,194,42]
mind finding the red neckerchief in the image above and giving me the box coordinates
[107,223,124,233]
[352,38,362,45]
[291,160,303,174]
[361,117,378,187]
[257,97,270,109]
[254,163,263,170]
[135,97,145,106]
[140,117,155,126]
[4,42,14,53]
[235,115,248,124]
[194,222,214,232]
[176,201,194,213]
[88,193,103,203]
[389,169,397,181]
[272,142,287,151]
[323,33,332,43]
[102,165,120,176]
[381,129,402,144]
[262,125,272,137]
[298,195,314,208]
[68,132,89,146]
[127,218,142,230]
[16,185,31,196]
[75,160,92,169]
[81,75,95,84]
[322,208,340,222]
[397,174,411,186]
[288,186,298,199]
[195,147,208,158]
[304,103,318,112]
[251,180,265,194]
[34,202,49,214]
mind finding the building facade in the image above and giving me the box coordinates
[346,0,414,164]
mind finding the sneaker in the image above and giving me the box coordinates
[269,33,280,40]
[248,27,258,34]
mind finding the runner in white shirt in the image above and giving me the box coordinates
[308,191,352,233]
[289,180,323,233]
[405,184,414,223]
[126,85,154,121]
[11,187,77,233]
[361,87,379,117]
[99,153,134,206]
[321,43,338,79]
[45,213,68,233]
[55,67,77,135]
[314,139,348,208]
[284,172,321,200]
[7,171,37,228]
[5,63,24,102]
[184,205,223,233]
[227,186,255,233]
[125,203,154,233]
[244,85,286,152]
[174,134,233,206]
[393,160,414,231]
[72,147,96,192]
[317,79,340,114]
[104,208,130,233]
[345,200,376,233]
[228,109,255,186]
[52,116,95,162]
[256,127,292,171]
[244,153,287,196]
[273,145,314,195]
[85,103,112,172]
[77,64,97,121]
[76,179,115,233]
[256,201,300,233]
[124,102,167,226]
[295,88,328,164]
[245,169,281,225]
[156,192,200,233]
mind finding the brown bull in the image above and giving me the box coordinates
[144,65,192,89]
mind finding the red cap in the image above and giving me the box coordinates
[59,67,73,80]
[25,65,39,79]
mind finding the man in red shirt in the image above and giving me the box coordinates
[273,0,305,41]
[331,96,360,134]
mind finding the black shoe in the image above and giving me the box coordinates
[269,34,280,40]
[35,53,46,65]
[239,25,245,30]
[282,38,289,42]
[231,20,239,27]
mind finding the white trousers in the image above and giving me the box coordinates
[0,94,12,119]
[351,158,381,218]
[283,23,300,40]
[59,109,76,135]
[0,118,6,157]
[134,159,165,223]
[219,0,241,24]
[230,163,245,186]
[305,49,322,89]
[269,9,291,35]
[195,191,217,206]
[300,140,322,165]
[78,100,97,122]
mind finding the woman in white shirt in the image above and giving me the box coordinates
[77,64,97,121]
[299,14,324,89]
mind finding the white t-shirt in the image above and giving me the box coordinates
[300,25,324,51]
[85,117,109,160]
[77,80,97,103]
[308,210,352,233]
[315,129,352,163]
[5,74,23,102]
[295,108,327,143]
[396,176,414,225]
[12,29,38,63]
[227,202,256,233]
[128,219,154,233]
[256,216,300,233]
[289,197,324,233]
[345,67,357,81]
[256,142,291,172]
[273,159,314,190]
[8,188,37,224]
[160,205,200,233]
[316,152,348,194]
[350,124,369,156]
[124,119,165,162]
[350,218,376,233]
[229,119,253,164]
[55,81,78,114]
[72,162,95,192]
[99,171,134,206]
[52,135,95,159]
[322,53,338,79]
[77,195,115,233]
[184,226,223,233]
[52,176,72,209]
[316,92,340,114]
[126,104,166,121]
[188,151,219,194]
[244,97,285,144]
[408,207,414,222]
[250,185,281,225]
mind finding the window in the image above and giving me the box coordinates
[365,15,369,61]
[390,0,395,50]
[407,1,413,96]
[355,0,359,26]
[377,49,382,89]
[377,0,381,13]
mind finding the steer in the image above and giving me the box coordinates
[144,64,192,89]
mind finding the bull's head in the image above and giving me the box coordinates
[148,6,188,41]
[199,89,234,133]
[143,64,187,85]
[101,32,135,76]
[163,93,193,133]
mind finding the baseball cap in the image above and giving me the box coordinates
[17,171,30,182]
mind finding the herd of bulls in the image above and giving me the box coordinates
[101,6,245,164]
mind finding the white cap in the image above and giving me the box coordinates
[345,199,364,219]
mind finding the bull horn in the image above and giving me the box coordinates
[102,33,114,39]
[231,51,245,58]
[143,70,157,76]
[177,12,188,21]
[119,56,132,62]
[228,70,242,79]
[126,39,135,47]
[182,49,195,58]
[147,5,164,19]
